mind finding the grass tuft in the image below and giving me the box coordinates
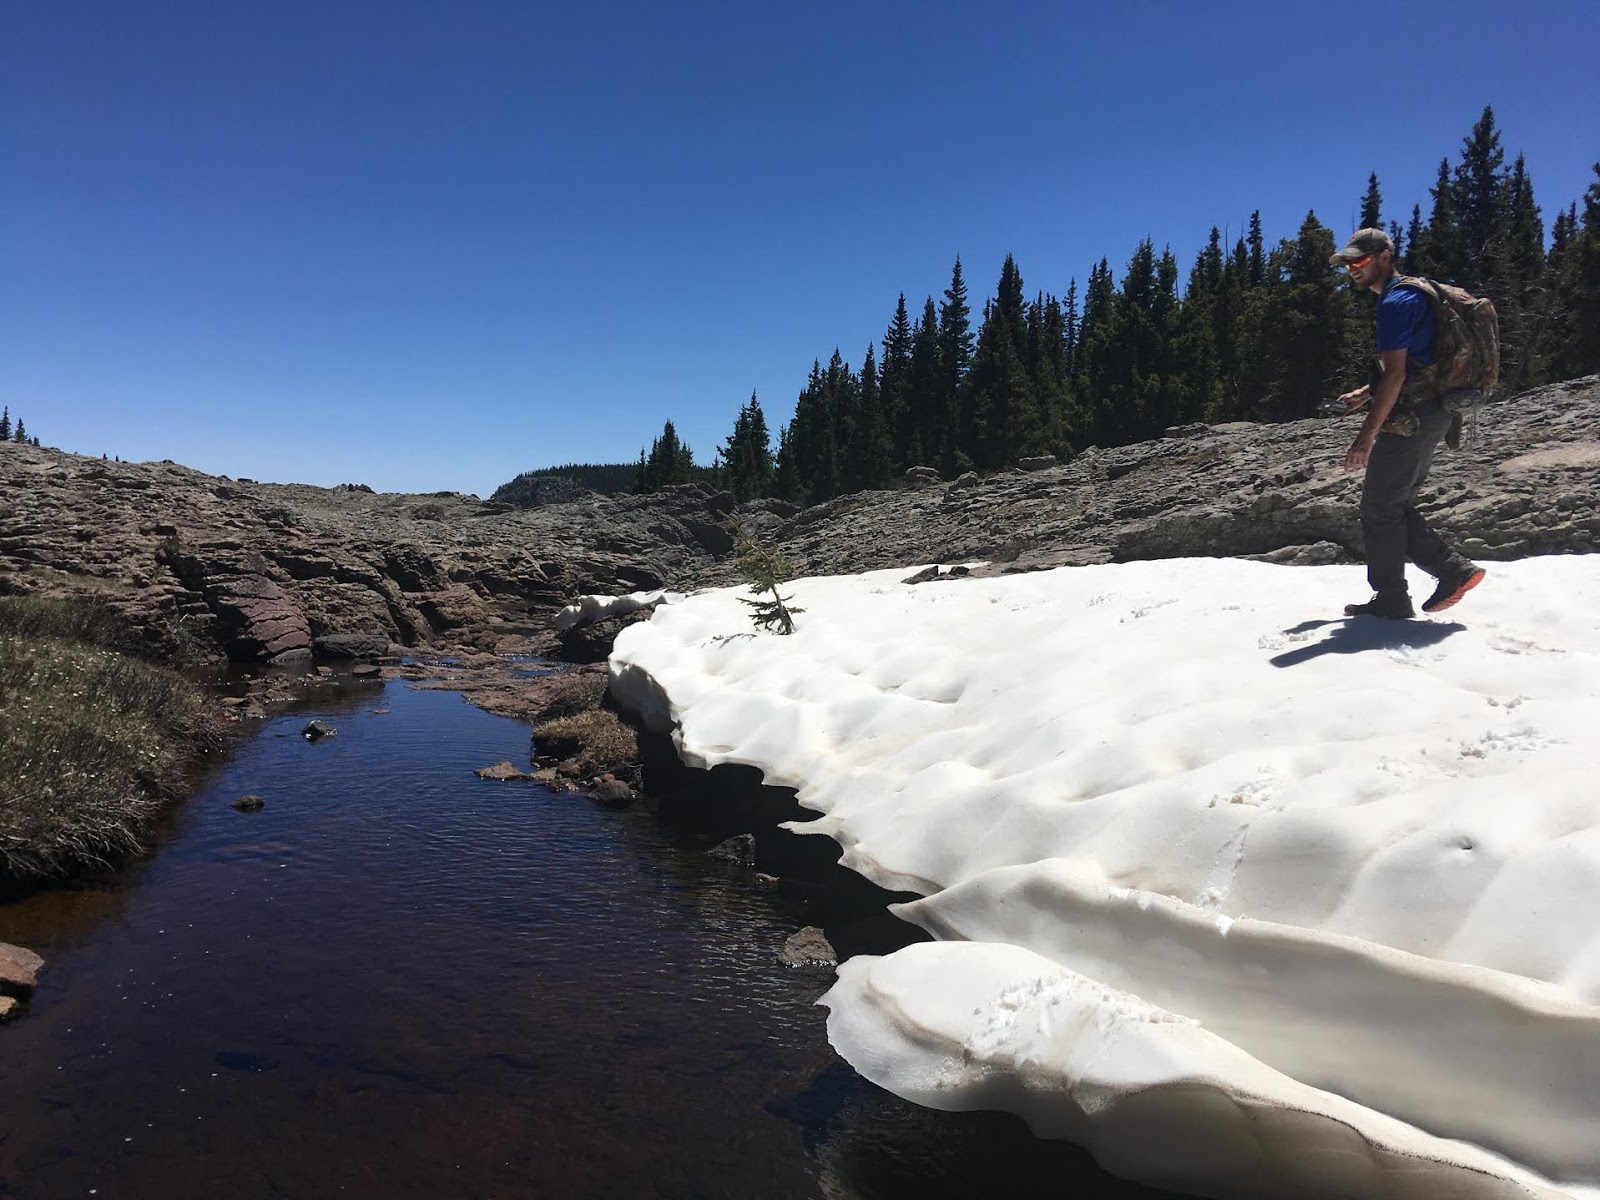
[535,708,639,778]
[0,596,224,884]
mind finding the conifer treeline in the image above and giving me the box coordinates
[620,107,1598,508]
[0,407,41,447]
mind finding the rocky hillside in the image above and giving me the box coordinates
[761,374,1600,579]
[3,375,1595,663]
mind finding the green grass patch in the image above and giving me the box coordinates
[0,596,224,884]
[535,708,639,779]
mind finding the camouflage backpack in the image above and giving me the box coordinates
[1392,275,1500,413]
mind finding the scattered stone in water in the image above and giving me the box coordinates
[219,696,249,707]
[779,926,837,968]
[474,761,530,781]
[302,720,337,741]
[589,780,634,807]
[232,794,266,813]
[754,872,780,887]
[351,663,382,678]
[531,767,560,784]
[0,996,22,1022]
[370,708,390,715]
[707,833,756,867]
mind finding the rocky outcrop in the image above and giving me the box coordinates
[3,376,1596,664]
[0,450,738,663]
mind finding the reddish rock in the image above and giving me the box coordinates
[474,761,530,781]
[0,942,44,994]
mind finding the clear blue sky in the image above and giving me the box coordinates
[5,1,1597,496]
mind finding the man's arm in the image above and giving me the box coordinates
[1344,348,1407,471]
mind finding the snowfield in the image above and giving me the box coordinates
[607,554,1600,1200]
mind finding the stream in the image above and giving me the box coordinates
[0,671,1175,1198]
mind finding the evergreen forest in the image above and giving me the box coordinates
[507,108,1599,511]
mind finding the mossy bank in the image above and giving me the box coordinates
[0,595,226,889]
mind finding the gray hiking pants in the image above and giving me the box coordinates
[1361,398,1472,598]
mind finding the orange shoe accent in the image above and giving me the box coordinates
[1422,567,1485,614]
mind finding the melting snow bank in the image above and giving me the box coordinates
[608,555,1600,1199]
[553,589,677,633]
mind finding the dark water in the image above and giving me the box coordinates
[0,675,1179,1199]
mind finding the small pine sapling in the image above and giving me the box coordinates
[729,517,803,635]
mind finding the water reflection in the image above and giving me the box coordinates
[0,678,1187,1199]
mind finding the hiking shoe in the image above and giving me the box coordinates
[1343,594,1416,619]
[1422,567,1486,614]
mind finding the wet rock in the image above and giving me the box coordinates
[0,995,20,1022]
[0,942,44,994]
[232,794,266,812]
[707,833,756,867]
[302,720,337,741]
[474,761,530,781]
[779,926,837,968]
[314,633,391,659]
[589,779,635,807]
[350,663,382,677]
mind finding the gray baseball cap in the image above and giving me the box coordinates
[1330,227,1394,266]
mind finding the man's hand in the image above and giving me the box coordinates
[1334,387,1368,413]
[1345,432,1376,472]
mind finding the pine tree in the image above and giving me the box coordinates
[1175,230,1225,423]
[1499,152,1547,391]
[962,255,1039,469]
[1564,165,1600,377]
[1544,202,1583,381]
[841,344,891,492]
[12,418,25,445]
[634,419,694,492]
[906,298,942,469]
[730,518,804,635]
[1452,105,1508,295]
[881,293,914,463]
[1403,205,1425,273]
[936,261,974,475]
[1417,158,1464,283]
[0,407,9,441]
[1247,211,1266,287]
[1062,277,1079,379]
[1359,172,1383,229]
[937,257,974,394]
[719,392,775,502]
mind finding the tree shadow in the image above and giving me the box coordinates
[1269,617,1465,668]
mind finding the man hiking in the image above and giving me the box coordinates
[1328,228,1485,619]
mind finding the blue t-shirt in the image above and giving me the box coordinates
[1376,278,1436,368]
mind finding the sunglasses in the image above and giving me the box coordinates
[1344,253,1376,271]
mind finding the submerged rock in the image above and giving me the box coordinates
[589,779,635,807]
[707,833,756,867]
[474,761,530,781]
[231,794,266,812]
[302,720,337,741]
